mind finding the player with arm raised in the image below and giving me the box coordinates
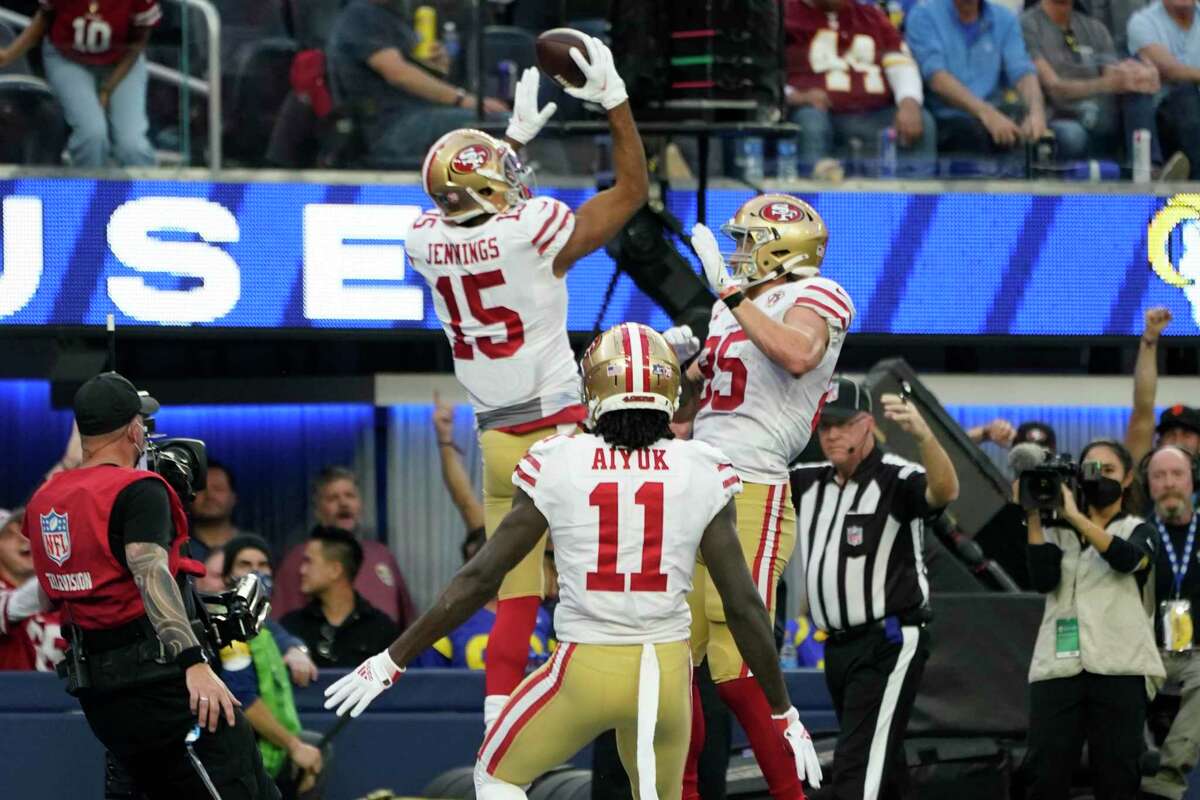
[326,324,818,800]
[665,197,854,800]
[404,36,648,730]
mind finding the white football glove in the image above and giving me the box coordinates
[662,325,700,362]
[323,650,404,718]
[690,223,740,300]
[564,36,628,110]
[773,706,823,789]
[505,67,558,146]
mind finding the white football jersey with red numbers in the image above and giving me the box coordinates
[514,432,743,645]
[406,198,580,430]
[692,277,855,484]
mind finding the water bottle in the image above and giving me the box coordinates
[879,127,898,178]
[738,137,765,183]
[780,638,797,669]
[1132,128,1152,183]
[442,21,460,63]
[776,137,799,182]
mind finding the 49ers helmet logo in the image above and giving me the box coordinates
[450,144,491,174]
[761,201,804,223]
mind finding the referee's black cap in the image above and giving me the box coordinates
[73,372,160,435]
[821,376,872,422]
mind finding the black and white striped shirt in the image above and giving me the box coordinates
[790,447,935,633]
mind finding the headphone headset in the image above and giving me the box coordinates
[1136,444,1200,495]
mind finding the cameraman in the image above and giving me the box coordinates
[1023,439,1164,800]
[24,372,276,799]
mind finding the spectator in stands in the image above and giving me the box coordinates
[1024,439,1163,799]
[906,0,1049,164]
[217,535,326,800]
[280,527,399,668]
[326,0,508,169]
[273,466,415,629]
[43,423,82,480]
[190,460,254,564]
[1125,307,1200,464]
[1141,446,1200,800]
[1129,0,1200,178]
[0,0,158,167]
[411,394,554,670]
[1093,0,1152,54]
[1021,0,1163,162]
[970,419,1057,454]
[0,508,65,671]
[784,0,936,175]
[197,548,227,593]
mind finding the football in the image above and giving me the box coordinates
[535,28,591,89]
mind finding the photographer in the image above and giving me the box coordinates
[24,372,276,799]
[1023,439,1164,800]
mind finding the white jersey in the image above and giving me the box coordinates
[692,277,855,484]
[513,432,743,645]
[406,197,581,430]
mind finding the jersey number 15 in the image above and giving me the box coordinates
[434,271,525,360]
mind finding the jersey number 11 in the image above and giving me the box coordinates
[587,481,668,593]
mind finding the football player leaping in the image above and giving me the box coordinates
[403,37,648,731]
[668,197,854,800]
[325,323,819,800]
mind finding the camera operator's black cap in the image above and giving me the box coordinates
[73,372,160,435]
[821,376,872,422]
[1157,405,1200,436]
[1014,421,1056,452]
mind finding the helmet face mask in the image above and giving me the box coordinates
[720,194,828,288]
[422,129,535,223]
[581,323,682,426]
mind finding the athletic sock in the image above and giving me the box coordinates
[683,678,705,800]
[485,596,541,696]
[717,676,804,800]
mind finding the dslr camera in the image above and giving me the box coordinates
[1018,453,1078,515]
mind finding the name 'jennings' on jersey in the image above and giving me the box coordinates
[692,277,855,484]
[513,433,743,645]
[405,197,581,431]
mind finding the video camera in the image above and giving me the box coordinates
[1018,452,1078,514]
[199,573,272,650]
[145,437,207,505]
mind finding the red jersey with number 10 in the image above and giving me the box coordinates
[785,0,912,114]
[40,0,161,66]
[514,433,742,645]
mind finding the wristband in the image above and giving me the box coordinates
[177,645,207,670]
[721,290,745,310]
[453,88,467,108]
[1142,336,1157,348]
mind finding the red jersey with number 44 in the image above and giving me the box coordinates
[406,197,583,431]
[40,0,162,66]
[514,433,742,644]
[785,0,912,114]
[693,277,854,484]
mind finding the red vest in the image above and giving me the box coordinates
[27,466,191,631]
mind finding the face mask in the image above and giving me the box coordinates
[1082,476,1123,509]
[252,572,273,599]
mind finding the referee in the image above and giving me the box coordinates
[790,377,959,800]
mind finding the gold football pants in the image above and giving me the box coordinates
[477,640,692,800]
[480,427,556,600]
[689,480,795,683]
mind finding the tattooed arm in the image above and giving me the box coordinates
[125,541,200,658]
[125,541,239,730]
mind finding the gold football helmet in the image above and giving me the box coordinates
[721,194,828,287]
[581,323,681,423]
[421,129,534,223]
